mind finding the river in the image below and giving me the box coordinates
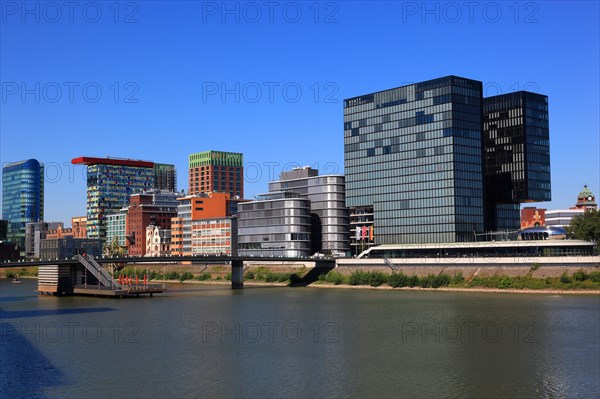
[1,279,598,398]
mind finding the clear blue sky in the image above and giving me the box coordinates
[1,1,598,225]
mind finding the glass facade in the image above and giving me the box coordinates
[483,91,551,230]
[344,76,485,244]
[191,217,237,255]
[105,208,128,249]
[85,164,154,240]
[25,221,62,259]
[2,159,44,254]
[269,168,350,254]
[154,163,177,192]
[238,192,312,257]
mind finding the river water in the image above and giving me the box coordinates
[1,279,598,398]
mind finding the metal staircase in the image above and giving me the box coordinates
[76,254,121,289]
[383,258,397,271]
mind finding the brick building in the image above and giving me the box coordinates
[125,190,179,256]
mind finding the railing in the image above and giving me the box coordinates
[76,254,122,289]
[383,258,397,271]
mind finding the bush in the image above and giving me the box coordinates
[530,263,540,272]
[560,273,572,284]
[317,273,327,281]
[277,273,290,283]
[572,269,588,281]
[349,270,370,285]
[435,274,451,288]
[196,273,211,281]
[589,271,600,282]
[289,273,302,284]
[179,272,194,282]
[165,271,180,281]
[148,271,164,280]
[407,275,420,287]
[225,273,232,281]
[452,272,464,284]
[369,272,388,287]
[388,272,408,288]
[497,276,513,289]
[244,271,255,280]
[325,271,344,285]
[6,272,15,278]
[419,275,434,288]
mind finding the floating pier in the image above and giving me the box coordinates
[37,255,164,298]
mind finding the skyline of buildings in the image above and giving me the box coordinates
[0,76,596,259]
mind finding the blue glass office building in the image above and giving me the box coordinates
[2,159,44,254]
[344,76,485,244]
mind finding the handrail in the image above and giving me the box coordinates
[76,254,122,289]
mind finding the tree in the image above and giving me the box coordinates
[568,210,600,244]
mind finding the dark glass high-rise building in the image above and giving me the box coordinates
[483,91,551,231]
[344,76,485,245]
[2,159,44,255]
[154,163,177,192]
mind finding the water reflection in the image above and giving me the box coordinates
[1,280,598,398]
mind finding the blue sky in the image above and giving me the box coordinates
[1,1,599,224]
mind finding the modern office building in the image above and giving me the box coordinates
[482,91,551,231]
[40,237,102,259]
[2,159,44,255]
[72,157,174,241]
[72,216,87,238]
[105,208,128,250]
[344,76,486,245]
[344,76,552,247]
[545,209,584,228]
[238,192,312,257]
[268,167,350,254]
[154,163,177,192]
[191,217,237,255]
[126,189,179,256]
[25,222,63,259]
[188,151,243,198]
[170,192,233,256]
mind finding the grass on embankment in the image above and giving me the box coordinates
[315,269,600,290]
[2,267,38,278]
[118,266,306,284]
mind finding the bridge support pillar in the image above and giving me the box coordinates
[231,260,243,289]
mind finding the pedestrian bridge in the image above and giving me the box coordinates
[2,254,335,292]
